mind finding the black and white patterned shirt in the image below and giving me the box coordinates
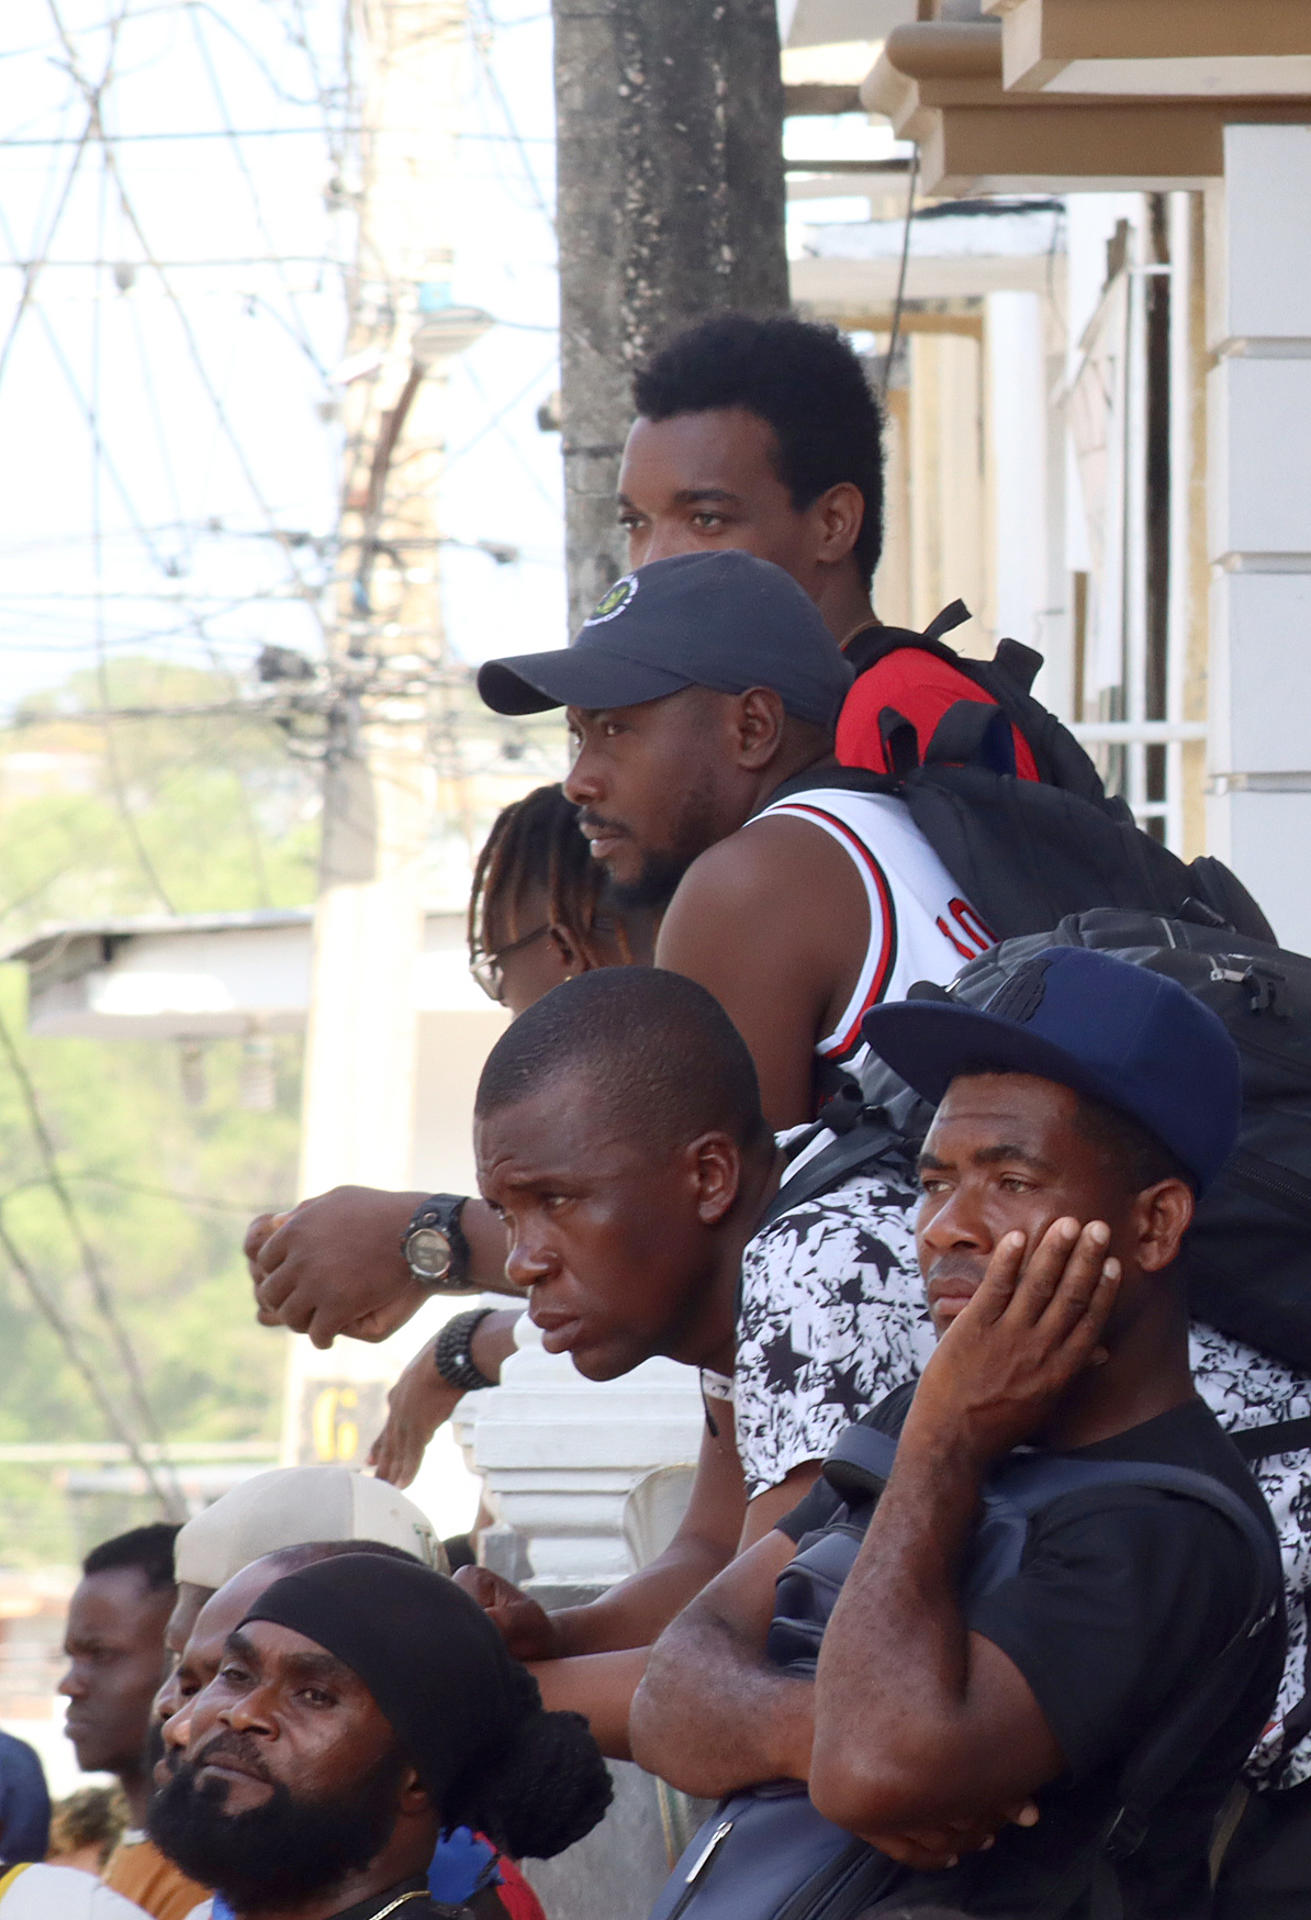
[732,1146,1311,1789]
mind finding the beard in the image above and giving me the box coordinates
[589,765,723,913]
[607,848,695,911]
[147,1732,409,1909]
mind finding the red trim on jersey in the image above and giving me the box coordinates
[771,802,897,1058]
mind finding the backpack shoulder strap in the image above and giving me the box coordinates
[756,1110,913,1238]
[821,1419,901,1496]
[923,700,1018,776]
[993,635,1044,694]
[844,603,971,677]
[1230,1414,1311,1461]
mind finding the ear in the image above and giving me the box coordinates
[548,924,582,976]
[684,1131,744,1227]
[808,481,865,566]
[732,687,788,770]
[397,1764,435,1819]
[1131,1178,1195,1274]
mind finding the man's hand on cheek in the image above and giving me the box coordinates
[909,1216,1121,1465]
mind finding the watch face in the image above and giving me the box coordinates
[406,1226,453,1281]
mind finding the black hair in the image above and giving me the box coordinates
[83,1522,180,1593]
[632,312,885,589]
[475,965,771,1160]
[469,783,635,968]
[443,1660,612,1860]
[1071,1090,1195,1197]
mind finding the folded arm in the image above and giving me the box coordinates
[629,1525,811,1795]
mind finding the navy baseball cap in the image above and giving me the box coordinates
[476,550,854,729]
[861,947,1241,1194]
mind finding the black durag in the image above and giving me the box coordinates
[241,1552,520,1802]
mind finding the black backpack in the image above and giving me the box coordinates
[883,909,1311,1380]
[650,1411,1282,1920]
[767,751,1274,953]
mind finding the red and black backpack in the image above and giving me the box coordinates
[825,603,1273,949]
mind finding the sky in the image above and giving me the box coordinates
[0,1,905,720]
[0,0,565,712]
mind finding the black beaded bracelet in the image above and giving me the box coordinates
[434,1306,497,1392]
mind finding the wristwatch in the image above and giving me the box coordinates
[401,1193,471,1292]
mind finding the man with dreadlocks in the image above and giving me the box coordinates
[243,784,654,1479]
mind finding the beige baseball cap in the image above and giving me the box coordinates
[173,1467,447,1590]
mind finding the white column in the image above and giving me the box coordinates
[986,291,1049,655]
[1207,125,1311,954]
[459,1319,705,1594]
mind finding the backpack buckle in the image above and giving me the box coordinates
[1102,1805,1149,1860]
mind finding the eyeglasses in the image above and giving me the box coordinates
[470,923,554,1002]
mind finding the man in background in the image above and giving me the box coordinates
[59,1524,204,1920]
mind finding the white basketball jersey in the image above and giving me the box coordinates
[749,784,995,1080]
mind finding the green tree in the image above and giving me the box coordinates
[0,660,317,1564]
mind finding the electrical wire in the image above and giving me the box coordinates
[92,131,179,913]
[46,0,332,632]
[467,0,554,233]
[881,144,919,404]
[187,5,329,377]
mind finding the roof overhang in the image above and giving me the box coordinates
[864,20,1311,195]
[794,197,1063,314]
[982,0,1311,100]
[782,0,915,50]
[5,906,491,1039]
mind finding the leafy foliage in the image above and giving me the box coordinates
[0,662,316,1564]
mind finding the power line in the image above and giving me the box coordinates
[0,126,352,145]
[187,4,329,378]
[45,0,332,631]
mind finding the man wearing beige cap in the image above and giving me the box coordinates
[102,1469,442,1920]
[166,1466,444,1657]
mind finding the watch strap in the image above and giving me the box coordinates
[434,1307,497,1392]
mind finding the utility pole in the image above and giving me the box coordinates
[553,0,790,630]
[284,0,480,1470]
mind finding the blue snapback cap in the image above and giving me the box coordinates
[476,550,854,729]
[861,947,1241,1194]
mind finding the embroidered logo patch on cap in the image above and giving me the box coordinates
[584,573,638,625]
[986,955,1050,1026]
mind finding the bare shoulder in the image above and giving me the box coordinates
[665,812,864,921]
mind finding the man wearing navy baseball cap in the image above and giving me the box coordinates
[632,948,1284,1919]
[478,549,996,1131]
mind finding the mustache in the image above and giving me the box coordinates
[189,1729,277,1787]
[925,1255,988,1287]
[577,809,629,839]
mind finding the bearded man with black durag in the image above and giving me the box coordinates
[147,1554,611,1920]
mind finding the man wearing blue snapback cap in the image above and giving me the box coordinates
[632,948,1284,1918]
